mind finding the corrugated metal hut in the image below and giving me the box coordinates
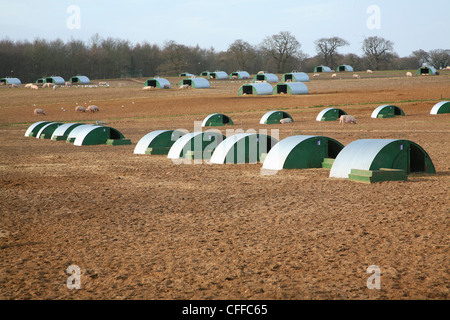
[238,83,273,96]
[25,121,52,137]
[316,108,348,121]
[210,133,279,164]
[314,66,332,73]
[260,111,294,124]
[329,139,436,181]
[66,125,94,143]
[252,73,279,83]
[273,82,308,95]
[209,71,228,79]
[43,76,66,85]
[230,71,250,79]
[167,132,225,160]
[262,135,344,170]
[179,72,195,77]
[51,123,85,141]
[281,72,310,82]
[417,66,437,75]
[201,113,234,127]
[179,77,210,89]
[72,125,131,146]
[134,130,186,155]
[144,78,171,89]
[371,105,405,118]
[430,101,450,114]
[36,122,63,139]
[70,76,90,84]
[337,65,354,72]
[0,77,21,85]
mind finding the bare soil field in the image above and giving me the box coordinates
[0,71,449,300]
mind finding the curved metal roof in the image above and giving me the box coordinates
[70,76,90,84]
[167,132,223,159]
[201,113,233,127]
[134,130,185,154]
[210,133,254,164]
[45,76,65,85]
[73,125,103,146]
[430,101,450,114]
[25,121,51,137]
[168,132,201,159]
[338,65,354,72]
[202,113,220,127]
[145,78,171,88]
[66,124,95,141]
[1,78,21,84]
[315,66,332,72]
[371,105,403,118]
[253,73,279,83]
[241,82,273,95]
[316,108,346,121]
[260,110,293,124]
[51,123,84,140]
[418,66,437,74]
[282,72,310,82]
[135,130,170,154]
[191,78,210,88]
[180,72,195,77]
[273,82,309,95]
[210,71,228,79]
[210,133,278,164]
[330,139,397,178]
[230,71,250,79]
[262,135,315,170]
[180,77,210,88]
[36,122,62,139]
[316,108,334,121]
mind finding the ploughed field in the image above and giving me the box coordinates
[0,71,449,300]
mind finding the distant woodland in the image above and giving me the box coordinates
[1,32,449,82]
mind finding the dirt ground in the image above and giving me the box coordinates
[0,71,449,300]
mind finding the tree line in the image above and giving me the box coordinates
[0,32,449,83]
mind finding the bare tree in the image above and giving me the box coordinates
[158,41,191,76]
[314,37,349,69]
[411,49,430,68]
[132,42,161,77]
[429,49,450,69]
[362,36,395,70]
[227,39,255,71]
[260,31,302,73]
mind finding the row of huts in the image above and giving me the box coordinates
[24,97,447,183]
[313,65,439,75]
[24,121,131,146]
[192,101,449,128]
[145,71,311,96]
[133,128,436,183]
[186,65,439,76]
[1,65,440,87]
[24,118,437,183]
[185,66,355,78]
[0,75,91,86]
[23,119,438,183]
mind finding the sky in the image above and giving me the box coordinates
[1,0,449,57]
